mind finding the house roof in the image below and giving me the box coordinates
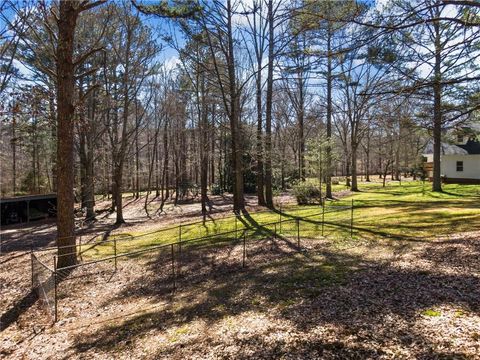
[458,139,480,155]
[467,122,480,133]
[423,141,468,156]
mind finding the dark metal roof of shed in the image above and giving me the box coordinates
[0,193,57,204]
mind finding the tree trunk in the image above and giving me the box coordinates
[135,114,140,199]
[325,26,333,199]
[351,144,358,192]
[56,1,78,268]
[255,60,265,206]
[113,165,124,224]
[210,111,215,186]
[432,18,443,192]
[200,76,208,218]
[264,0,274,208]
[11,106,16,195]
[226,0,244,211]
[298,72,305,182]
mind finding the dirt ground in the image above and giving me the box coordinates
[1,234,479,358]
[1,191,479,359]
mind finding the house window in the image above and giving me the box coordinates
[457,134,464,143]
[456,161,463,172]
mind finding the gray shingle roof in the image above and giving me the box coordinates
[423,141,468,155]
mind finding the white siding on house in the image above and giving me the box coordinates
[441,155,480,180]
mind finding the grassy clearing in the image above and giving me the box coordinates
[81,181,480,260]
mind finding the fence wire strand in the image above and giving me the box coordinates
[31,252,56,322]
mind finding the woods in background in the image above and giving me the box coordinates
[1,0,479,265]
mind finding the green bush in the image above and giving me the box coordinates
[292,182,321,205]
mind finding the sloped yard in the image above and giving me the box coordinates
[1,181,479,359]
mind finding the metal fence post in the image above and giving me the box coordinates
[321,202,325,237]
[114,238,117,272]
[296,219,300,248]
[171,244,176,292]
[274,223,277,239]
[279,204,282,234]
[178,224,182,276]
[242,232,246,268]
[53,256,58,323]
[30,249,34,289]
[350,199,354,238]
[177,242,181,277]
[235,214,238,240]
[78,235,81,260]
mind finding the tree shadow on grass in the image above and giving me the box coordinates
[270,199,480,244]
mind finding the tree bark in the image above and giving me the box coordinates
[226,0,244,211]
[200,75,209,218]
[351,143,359,191]
[264,0,274,208]
[325,26,333,198]
[56,1,78,268]
[432,16,443,192]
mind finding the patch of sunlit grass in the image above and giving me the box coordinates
[83,181,479,260]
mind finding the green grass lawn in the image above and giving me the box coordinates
[81,181,480,260]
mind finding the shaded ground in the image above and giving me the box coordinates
[1,227,479,359]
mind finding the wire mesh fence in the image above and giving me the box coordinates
[31,251,57,322]
[31,202,360,323]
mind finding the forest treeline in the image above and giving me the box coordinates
[1,1,479,265]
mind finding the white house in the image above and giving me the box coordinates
[423,124,480,184]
